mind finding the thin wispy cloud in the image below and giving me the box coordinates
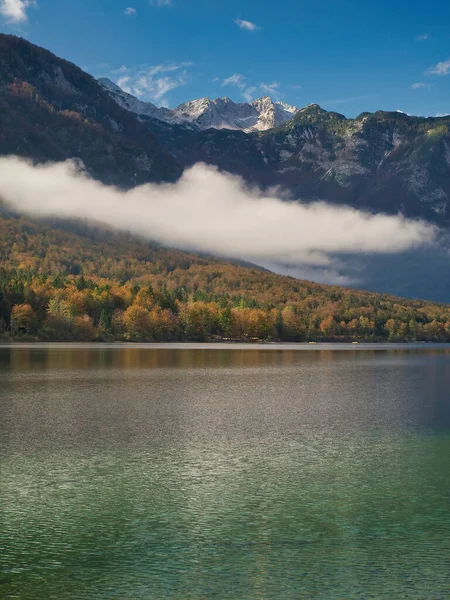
[221,73,257,102]
[242,86,257,102]
[412,82,431,89]
[426,60,450,76]
[235,18,260,31]
[222,74,246,88]
[124,7,137,16]
[109,62,192,104]
[0,0,36,23]
[221,74,285,103]
[260,82,281,101]
[416,33,429,41]
[150,0,172,6]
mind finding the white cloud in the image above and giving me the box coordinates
[426,60,450,75]
[412,82,431,89]
[222,74,246,88]
[124,7,136,16]
[110,62,192,104]
[0,0,36,23]
[416,33,428,41]
[150,0,172,5]
[0,158,436,272]
[235,18,260,31]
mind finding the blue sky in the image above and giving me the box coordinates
[1,0,450,116]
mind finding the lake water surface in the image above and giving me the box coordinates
[1,344,450,599]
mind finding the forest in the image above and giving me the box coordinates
[2,213,450,343]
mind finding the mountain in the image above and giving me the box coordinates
[2,211,450,342]
[147,104,450,225]
[99,78,298,132]
[3,34,450,226]
[2,34,450,302]
[0,35,181,186]
[99,75,450,225]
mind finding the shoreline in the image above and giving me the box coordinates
[1,341,450,350]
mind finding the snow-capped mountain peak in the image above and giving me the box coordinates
[99,79,299,132]
[250,96,298,130]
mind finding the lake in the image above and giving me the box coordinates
[1,343,450,599]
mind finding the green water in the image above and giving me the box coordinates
[1,344,450,599]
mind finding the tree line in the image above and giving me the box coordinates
[2,268,450,343]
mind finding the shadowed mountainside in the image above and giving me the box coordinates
[0,34,181,186]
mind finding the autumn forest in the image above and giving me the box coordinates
[1,212,450,343]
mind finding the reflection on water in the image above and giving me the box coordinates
[1,344,450,599]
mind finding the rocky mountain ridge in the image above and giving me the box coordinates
[99,77,298,132]
[99,76,450,224]
[144,103,450,224]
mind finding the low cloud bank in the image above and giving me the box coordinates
[0,157,436,272]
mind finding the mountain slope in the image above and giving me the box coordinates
[0,35,181,186]
[99,78,298,132]
[98,77,175,124]
[1,212,450,342]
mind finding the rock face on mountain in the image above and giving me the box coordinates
[0,35,181,186]
[148,104,450,225]
[99,78,298,132]
[99,78,450,225]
